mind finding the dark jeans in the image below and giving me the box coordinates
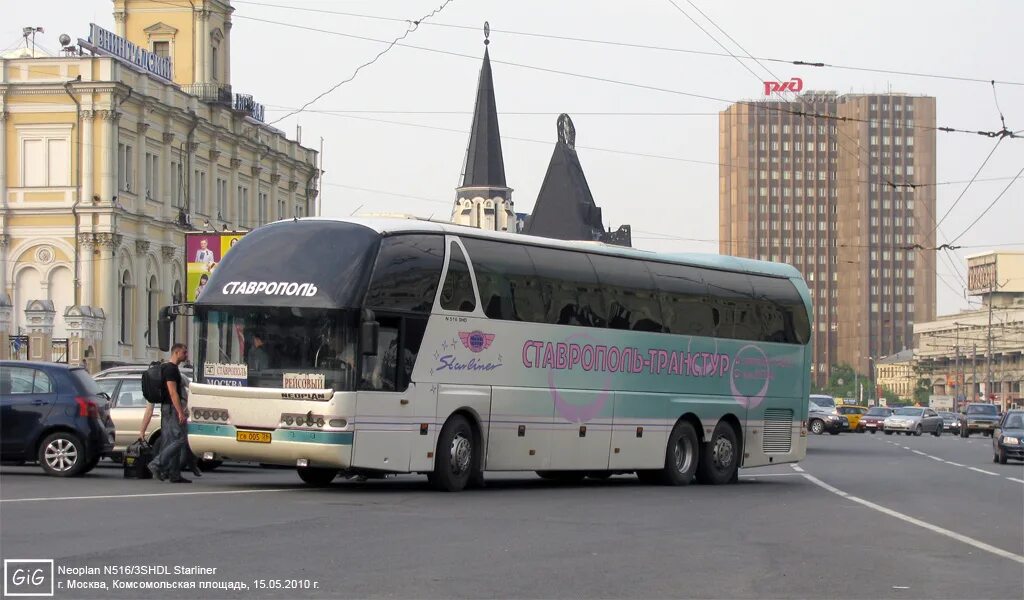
[151,404,187,478]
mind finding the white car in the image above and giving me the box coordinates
[883,407,943,437]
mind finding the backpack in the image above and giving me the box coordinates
[123,439,154,479]
[141,361,165,404]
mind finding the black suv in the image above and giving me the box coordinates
[0,361,114,476]
[960,403,1001,437]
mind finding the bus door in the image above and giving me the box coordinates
[352,317,429,472]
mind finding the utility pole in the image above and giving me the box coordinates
[953,325,960,411]
[971,344,977,402]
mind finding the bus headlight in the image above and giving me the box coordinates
[284,416,294,425]
[329,419,347,428]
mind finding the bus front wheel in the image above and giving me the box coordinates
[429,415,477,492]
[696,421,739,485]
[650,421,700,486]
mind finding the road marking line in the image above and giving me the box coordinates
[912,450,927,456]
[0,488,296,504]
[1007,478,1024,484]
[946,461,965,467]
[929,456,943,461]
[791,465,805,472]
[799,471,1024,565]
[903,446,911,450]
[969,467,999,476]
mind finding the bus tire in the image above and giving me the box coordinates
[430,415,475,492]
[652,420,700,486]
[586,471,613,480]
[696,421,739,485]
[296,466,337,486]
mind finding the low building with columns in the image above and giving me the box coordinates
[1,0,318,369]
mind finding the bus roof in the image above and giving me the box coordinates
[295,217,803,281]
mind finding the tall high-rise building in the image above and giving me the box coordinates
[719,91,936,387]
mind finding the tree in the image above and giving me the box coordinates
[824,363,869,401]
[913,377,931,406]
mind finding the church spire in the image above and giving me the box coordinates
[460,23,506,187]
[452,23,515,231]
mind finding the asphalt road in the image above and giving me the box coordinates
[1,431,1022,599]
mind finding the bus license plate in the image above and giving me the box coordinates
[236,431,271,443]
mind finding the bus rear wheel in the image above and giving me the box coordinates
[696,421,739,485]
[297,466,337,486]
[429,415,477,492]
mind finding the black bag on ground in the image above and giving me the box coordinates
[123,439,154,479]
[141,361,164,404]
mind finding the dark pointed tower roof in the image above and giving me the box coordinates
[460,37,506,188]
[523,115,605,240]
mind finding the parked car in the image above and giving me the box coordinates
[808,398,848,435]
[938,411,961,435]
[0,361,114,476]
[93,365,219,470]
[992,410,1024,464]
[883,407,944,436]
[861,406,893,434]
[960,403,1001,437]
[838,405,868,432]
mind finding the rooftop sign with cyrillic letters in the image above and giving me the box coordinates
[84,23,172,81]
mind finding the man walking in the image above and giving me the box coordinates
[148,343,192,483]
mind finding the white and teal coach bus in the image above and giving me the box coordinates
[163,217,812,491]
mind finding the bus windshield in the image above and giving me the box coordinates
[197,306,359,391]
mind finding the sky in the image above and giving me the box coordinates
[5,0,1023,317]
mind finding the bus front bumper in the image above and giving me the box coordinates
[188,423,354,469]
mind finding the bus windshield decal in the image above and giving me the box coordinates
[222,281,319,297]
[204,362,248,387]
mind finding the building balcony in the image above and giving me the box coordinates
[182,82,233,106]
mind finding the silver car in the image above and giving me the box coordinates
[883,407,943,436]
[93,366,194,453]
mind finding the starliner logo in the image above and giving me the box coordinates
[221,281,318,297]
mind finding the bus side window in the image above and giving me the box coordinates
[365,235,445,313]
[527,246,604,328]
[588,255,664,332]
[648,262,712,337]
[461,238,547,322]
[440,242,476,312]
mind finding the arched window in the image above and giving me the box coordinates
[120,270,132,344]
[147,275,159,347]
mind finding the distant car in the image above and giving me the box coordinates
[837,405,868,432]
[861,406,894,434]
[0,361,114,476]
[938,411,961,435]
[992,410,1024,464]
[960,403,1001,437]
[808,398,848,435]
[93,365,219,470]
[883,407,943,436]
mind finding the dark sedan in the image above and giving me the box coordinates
[993,410,1024,464]
[0,361,114,476]
[861,406,893,433]
[938,411,961,434]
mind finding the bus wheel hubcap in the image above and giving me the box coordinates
[673,438,693,474]
[450,433,472,475]
[713,437,733,471]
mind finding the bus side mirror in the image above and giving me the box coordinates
[157,306,174,352]
[360,310,379,356]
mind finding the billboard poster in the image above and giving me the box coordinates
[185,232,245,302]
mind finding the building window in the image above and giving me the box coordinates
[258,191,269,225]
[153,41,169,57]
[20,127,71,187]
[118,143,134,192]
[120,270,133,344]
[237,185,250,227]
[216,178,228,219]
[145,152,160,201]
